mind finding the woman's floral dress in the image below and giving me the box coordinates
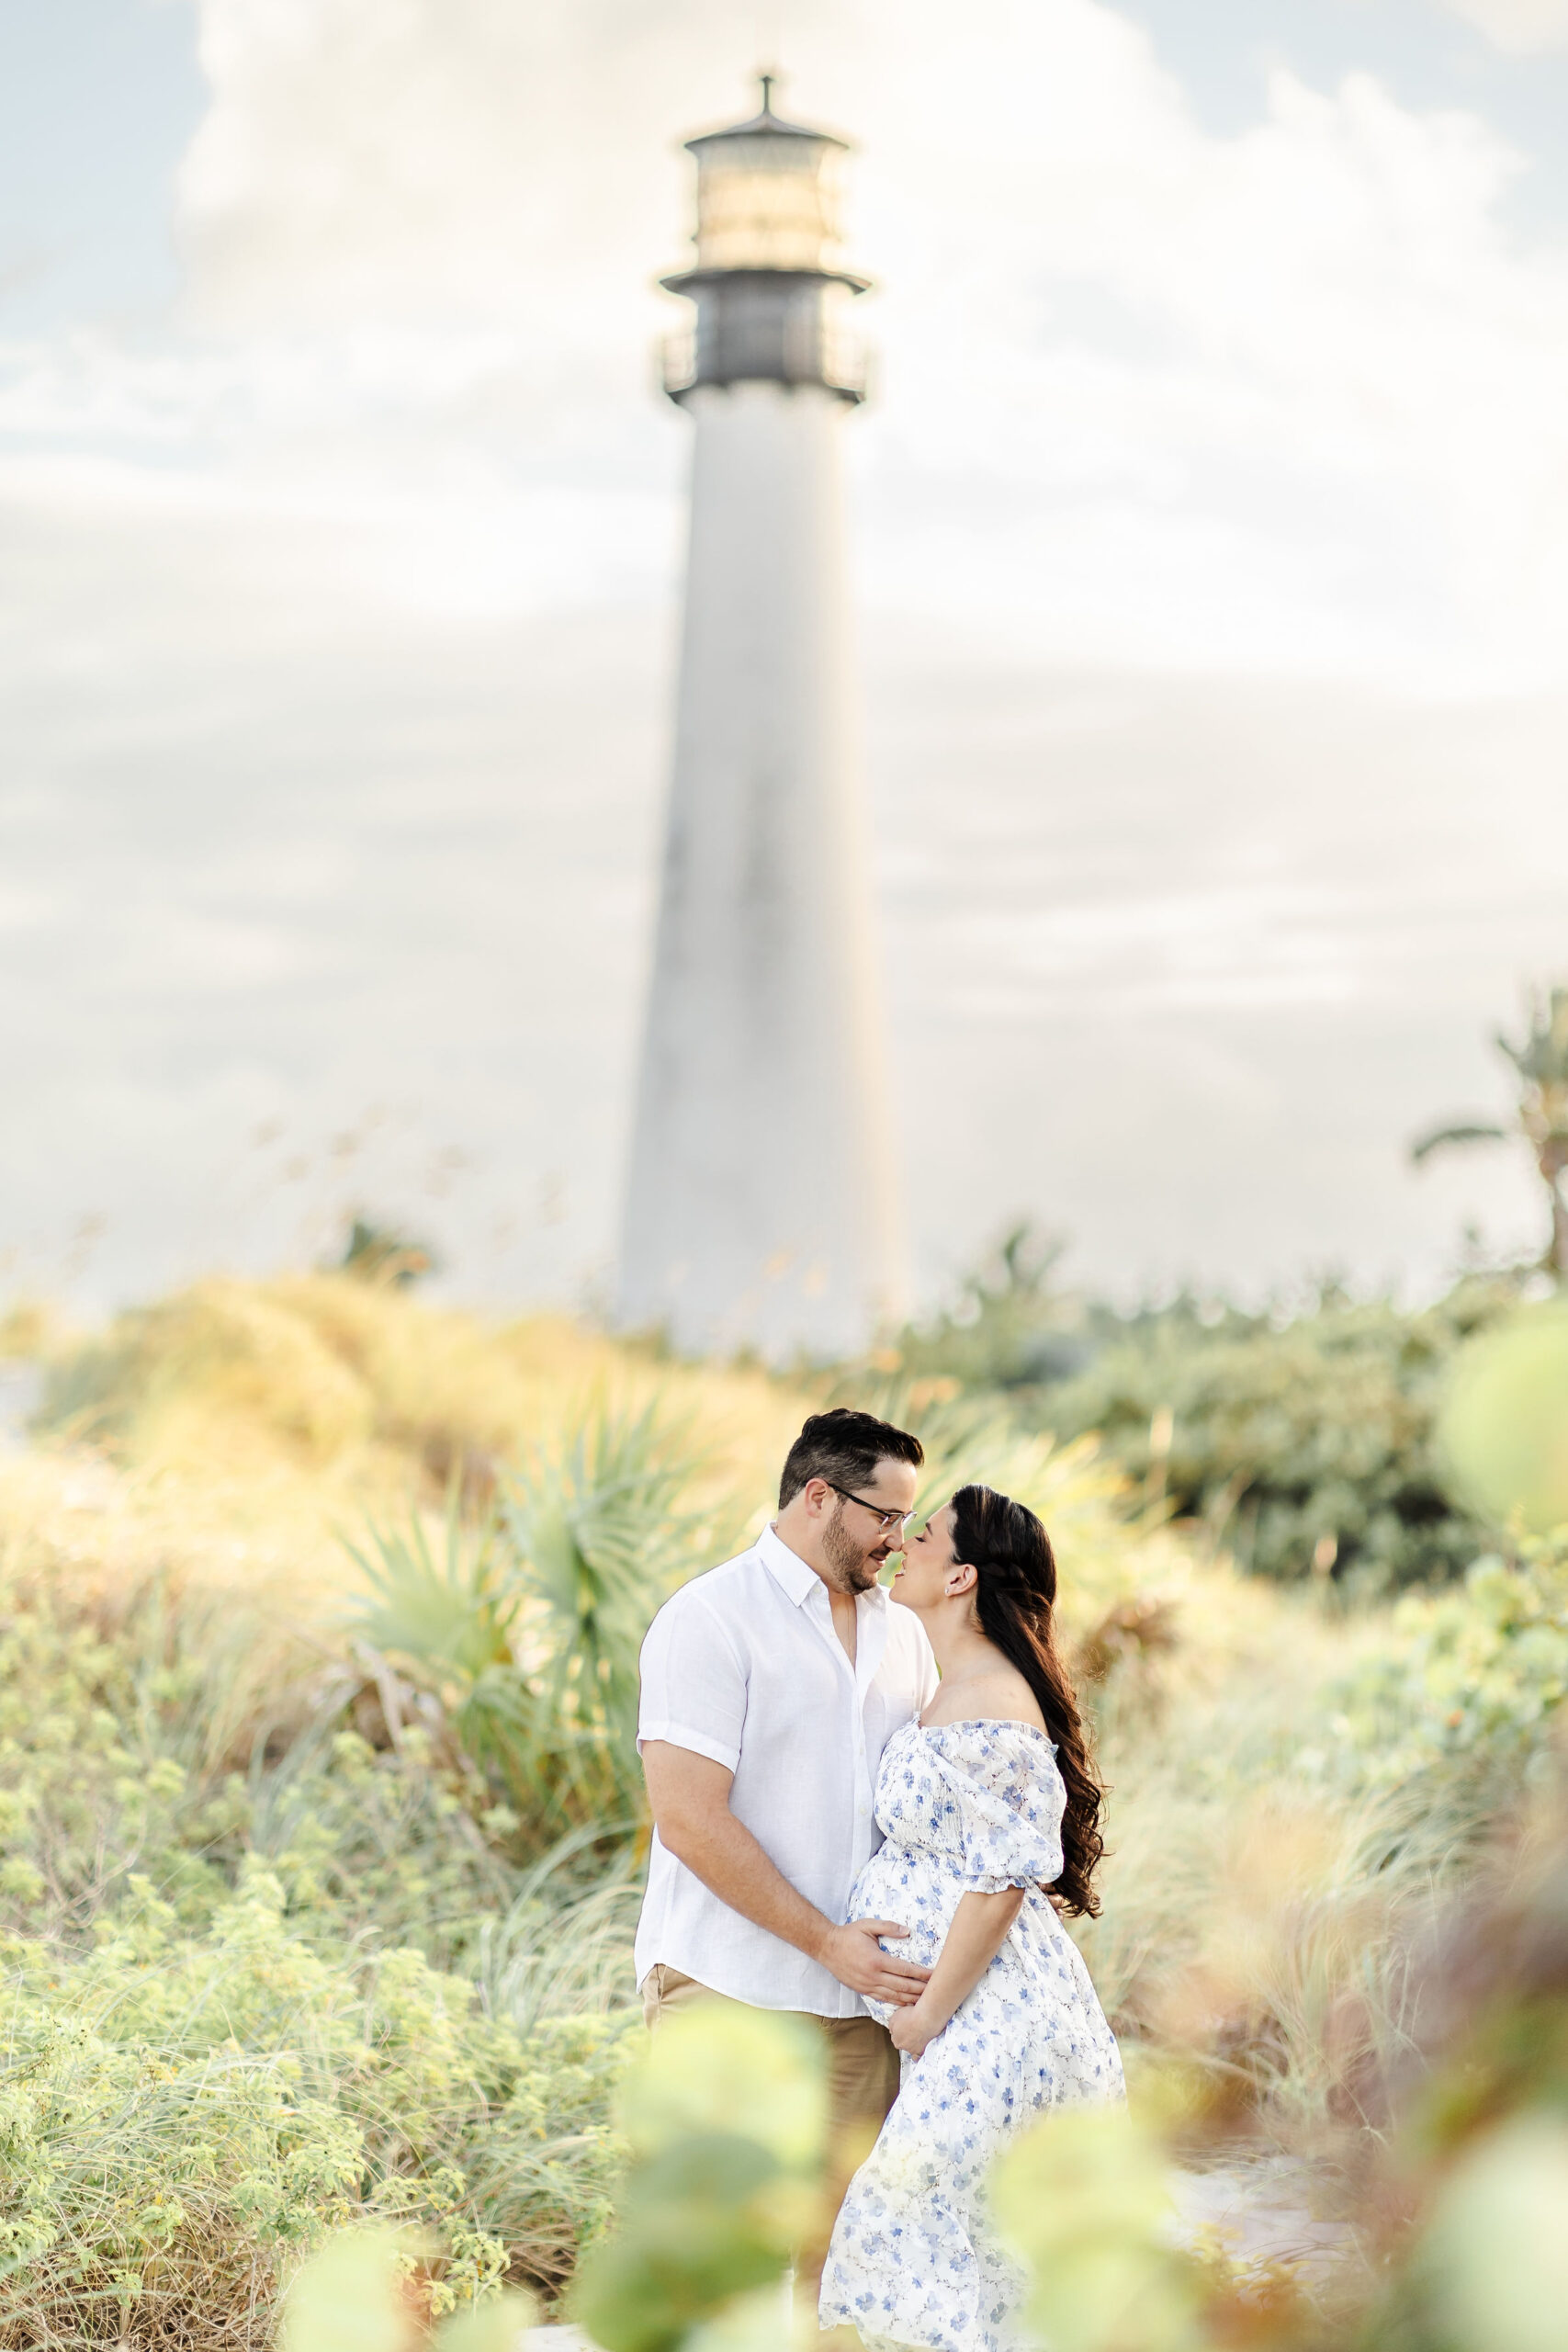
[818,1718,1124,2352]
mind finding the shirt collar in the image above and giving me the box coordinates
[758,1521,890,1614]
[758,1521,819,1605]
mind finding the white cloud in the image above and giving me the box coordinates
[142,0,1568,685]
[852,26,1568,683]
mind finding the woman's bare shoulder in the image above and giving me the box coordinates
[921,1661,1046,1734]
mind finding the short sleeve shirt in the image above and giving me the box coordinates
[635,1521,940,2017]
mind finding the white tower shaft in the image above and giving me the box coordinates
[617,90,903,1360]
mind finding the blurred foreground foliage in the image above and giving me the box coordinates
[572,2005,828,2352]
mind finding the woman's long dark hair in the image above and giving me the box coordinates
[948,1483,1106,1917]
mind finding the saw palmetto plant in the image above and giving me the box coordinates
[498,1396,711,1817]
[342,1493,540,1800]
[344,1396,714,1829]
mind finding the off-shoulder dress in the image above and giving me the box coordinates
[818,1717,1124,2352]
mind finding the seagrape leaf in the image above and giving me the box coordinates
[616,2004,827,2172]
[1417,2112,1568,2352]
[433,2290,537,2352]
[990,2104,1205,2352]
[1438,1302,1568,1536]
[280,2229,416,2352]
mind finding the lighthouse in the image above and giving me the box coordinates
[616,79,904,1362]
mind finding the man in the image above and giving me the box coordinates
[636,1406,939,2326]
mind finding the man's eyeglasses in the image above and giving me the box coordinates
[821,1479,918,1535]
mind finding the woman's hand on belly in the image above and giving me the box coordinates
[888,1887,1026,2062]
[889,1998,942,2060]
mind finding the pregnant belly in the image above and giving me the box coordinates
[849,1842,961,2021]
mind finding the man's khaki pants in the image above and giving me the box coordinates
[642,1963,899,2339]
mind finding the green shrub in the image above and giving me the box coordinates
[886,1216,1548,1589]
[0,1562,521,1969]
[896,1253,1522,1589]
[0,1559,642,2346]
[1054,1298,1472,1589]
[1,1868,638,2346]
[1333,1538,1568,1797]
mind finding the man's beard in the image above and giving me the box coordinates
[822,1500,885,1594]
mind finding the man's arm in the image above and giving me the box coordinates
[641,1740,931,2007]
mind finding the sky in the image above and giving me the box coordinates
[3,0,1568,1323]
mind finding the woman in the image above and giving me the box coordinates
[818,1485,1123,2352]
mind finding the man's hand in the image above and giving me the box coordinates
[640,1745,931,2004]
[818,1917,931,2007]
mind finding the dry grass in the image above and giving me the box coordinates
[1074,1565,1523,2182]
[19,1275,817,1620]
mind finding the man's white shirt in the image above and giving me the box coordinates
[635,1521,940,2017]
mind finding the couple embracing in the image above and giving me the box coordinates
[635,1408,1124,2352]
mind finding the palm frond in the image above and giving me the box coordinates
[501,1394,709,1726]
[1497,987,1568,1088]
[341,1490,517,1688]
[1409,1120,1508,1167]
[336,1400,719,1827]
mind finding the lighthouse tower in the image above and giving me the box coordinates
[616,80,904,1362]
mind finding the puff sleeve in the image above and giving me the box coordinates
[951,1724,1066,1894]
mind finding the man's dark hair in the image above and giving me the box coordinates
[778,1408,924,1510]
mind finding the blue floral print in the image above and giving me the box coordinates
[819,1718,1124,2352]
